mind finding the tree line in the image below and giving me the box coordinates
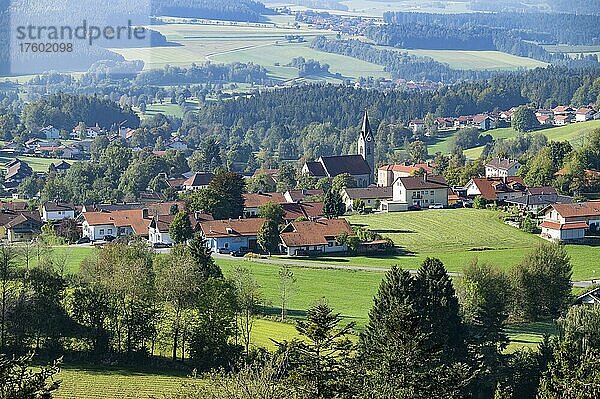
[151,0,274,22]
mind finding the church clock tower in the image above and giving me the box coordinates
[357,110,375,182]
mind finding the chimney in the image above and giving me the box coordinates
[423,172,428,183]
[142,208,149,219]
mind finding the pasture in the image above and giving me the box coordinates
[0,156,72,173]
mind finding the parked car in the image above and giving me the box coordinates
[408,204,422,211]
[103,235,116,242]
[75,236,90,244]
[217,248,231,254]
[231,246,249,257]
[153,242,172,249]
[428,204,445,209]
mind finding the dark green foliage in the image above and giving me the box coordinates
[323,188,345,219]
[188,278,241,370]
[169,211,194,244]
[280,300,354,399]
[188,171,245,219]
[510,243,572,321]
[512,106,540,133]
[358,262,472,398]
[258,203,285,226]
[0,354,61,398]
[188,234,223,280]
[257,219,279,255]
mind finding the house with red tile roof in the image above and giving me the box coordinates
[148,212,212,246]
[281,202,324,221]
[243,192,288,217]
[279,219,353,256]
[465,176,526,202]
[540,201,600,241]
[575,107,596,122]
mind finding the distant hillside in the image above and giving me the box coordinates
[152,0,275,22]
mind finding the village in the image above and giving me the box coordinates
[0,109,598,258]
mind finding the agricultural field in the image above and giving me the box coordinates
[429,119,600,158]
[208,41,390,81]
[110,23,342,75]
[388,48,548,70]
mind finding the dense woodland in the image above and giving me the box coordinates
[151,0,274,21]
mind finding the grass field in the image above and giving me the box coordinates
[388,48,548,70]
[0,156,72,173]
[208,41,390,81]
[429,120,600,158]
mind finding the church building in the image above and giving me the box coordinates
[301,111,375,187]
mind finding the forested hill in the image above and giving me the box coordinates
[196,67,600,132]
[382,12,599,45]
[152,0,274,21]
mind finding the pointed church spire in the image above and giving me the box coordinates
[361,109,371,137]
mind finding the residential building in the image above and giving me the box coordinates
[41,202,76,221]
[81,209,151,241]
[243,192,287,217]
[340,186,392,211]
[3,160,33,194]
[536,115,553,126]
[473,114,493,131]
[485,158,521,178]
[40,125,60,140]
[302,111,374,187]
[575,107,595,122]
[377,163,434,186]
[51,160,71,174]
[540,201,600,241]
[5,213,43,242]
[281,202,324,221]
[148,212,212,245]
[574,287,600,306]
[409,118,424,133]
[166,137,188,151]
[279,219,353,256]
[199,218,265,253]
[183,172,214,191]
[465,176,526,202]
[504,187,573,213]
[554,114,573,126]
[552,106,575,117]
[381,174,449,212]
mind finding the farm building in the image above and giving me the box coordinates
[540,201,600,241]
[279,219,353,256]
[199,218,264,253]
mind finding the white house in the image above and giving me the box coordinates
[465,176,526,202]
[279,219,353,256]
[340,186,392,211]
[41,202,76,222]
[148,214,176,245]
[183,172,214,191]
[40,126,60,140]
[381,174,449,212]
[81,209,150,241]
[485,158,521,178]
[575,107,595,122]
[540,201,600,241]
[409,119,425,133]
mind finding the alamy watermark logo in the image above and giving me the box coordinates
[7,0,152,75]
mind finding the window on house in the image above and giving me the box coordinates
[328,242,333,247]
[99,229,104,235]
[108,229,113,234]
[430,191,434,195]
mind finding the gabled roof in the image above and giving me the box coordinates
[304,161,327,177]
[540,221,588,230]
[82,209,151,235]
[575,287,600,305]
[53,160,71,170]
[200,218,265,238]
[342,186,393,200]
[544,201,600,219]
[5,161,32,181]
[149,212,210,233]
[397,175,448,190]
[281,202,324,221]
[473,114,491,124]
[469,177,526,200]
[486,158,519,170]
[280,219,353,247]
[184,172,214,187]
[505,193,573,207]
[43,202,76,212]
[0,201,28,212]
[320,155,371,176]
[243,192,287,208]
[526,186,557,196]
[576,107,594,115]
[5,213,43,231]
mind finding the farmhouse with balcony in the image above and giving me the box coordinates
[341,186,392,211]
[540,201,600,241]
[465,176,526,202]
[81,209,151,241]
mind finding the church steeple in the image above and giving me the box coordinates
[357,109,375,184]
